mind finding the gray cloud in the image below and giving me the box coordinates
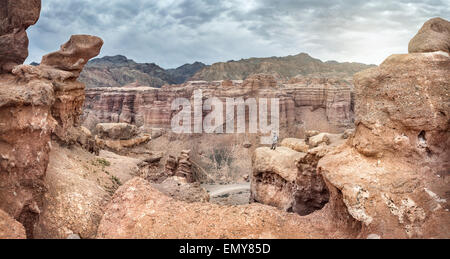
[26,0,450,68]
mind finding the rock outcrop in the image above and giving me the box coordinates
[41,35,104,77]
[280,138,309,153]
[0,0,48,237]
[0,0,41,73]
[0,70,54,238]
[409,18,450,54]
[163,150,195,183]
[251,138,339,216]
[94,122,150,152]
[33,144,111,239]
[43,35,103,145]
[33,143,142,239]
[319,18,450,238]
[251,147,308,213]
[0,1,103,238]
[97,177,357,239]
[96,123,138,140]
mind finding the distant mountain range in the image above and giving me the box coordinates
[79,55,206,88]
[73,53,375,88]
[190,53,375,81]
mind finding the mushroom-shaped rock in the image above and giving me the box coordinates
[41,35,104,76]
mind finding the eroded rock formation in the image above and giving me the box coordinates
[0,70,54,237]
[0,0,41,73]
[93,122,151,152]
[0,0,103,237]
[251,135,343,216]
[163,150,195,183]
[319,18,450,238]
[409,17,450,54]
[97,177,358,239]
[83,74,355,136]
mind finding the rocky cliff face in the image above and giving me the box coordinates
[79,55,206,88]
[0,0,103,237]
[82,74,355,136]
[248,17,450,239]
[191,53,375,81]
[318,18,450,238]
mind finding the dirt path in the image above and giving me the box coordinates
[202,183,250,197]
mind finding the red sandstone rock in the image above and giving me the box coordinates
[0,0,41,73]
[96,123,139,140]
[251,144,333,216]
[409,18,450,54]
[41,35,104,76]
[1,3,103,237]
[152,176,210,203]
[318,24,450,238]
[0,209,26,239]
[0,73,55,237]
[97,177,357,239]
[83,75,355,136]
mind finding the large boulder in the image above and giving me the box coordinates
[0,0,41,72]
[280,138,309,153]
[251,147,330,215]
[409,18,450,54]
[96,123,139,140]
[308,133,330,148]
[41,35,104,77]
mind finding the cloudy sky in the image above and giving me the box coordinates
[26,0,450,68]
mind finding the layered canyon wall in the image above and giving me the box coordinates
[83,75,355,137]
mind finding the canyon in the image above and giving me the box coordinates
[82,75,355,137]
[0,0,449,240]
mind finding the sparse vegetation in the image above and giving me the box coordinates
[111,175,122,186]
[90,158,111,170]
[96,158,111,167]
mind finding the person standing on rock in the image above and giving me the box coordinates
[271,131,279,150]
